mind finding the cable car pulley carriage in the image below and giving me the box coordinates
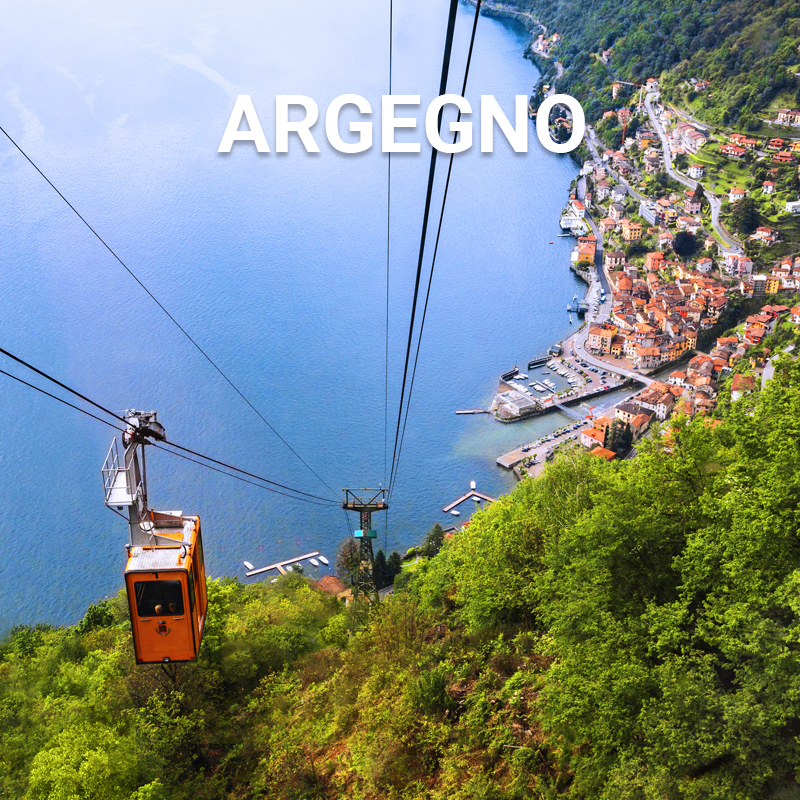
[101,410,207,665]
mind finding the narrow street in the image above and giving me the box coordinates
[643,92,742,255]
[568,177,655,385]
[584,93,742,256]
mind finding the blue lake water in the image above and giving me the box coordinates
[0,0,582,633]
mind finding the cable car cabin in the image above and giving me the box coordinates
[124,516,207,664]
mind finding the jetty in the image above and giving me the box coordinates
[497,449,531,469]
[500,365,519,382]
[442,489,497,513]
[567,294,589,314]
[527,353,552,369]
[246,550,321,577]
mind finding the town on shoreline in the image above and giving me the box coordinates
[453,9,800,512]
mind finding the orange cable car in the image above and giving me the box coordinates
[102,411,207,664]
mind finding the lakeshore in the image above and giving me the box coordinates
[0,0,585,631]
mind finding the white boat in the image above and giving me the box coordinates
[310,558,320,567]
[474,496,482,502]
[285,565,293,572]
[243,561,254,571]
[470,480,476,489]
[319,555,329,566]
[270,578,278,584]
[450,509,460,516]
[517,373,528,379]
[569,315,573,324]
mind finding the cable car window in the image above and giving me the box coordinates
[134,580,184,617]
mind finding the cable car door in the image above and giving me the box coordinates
[127,572,196,663]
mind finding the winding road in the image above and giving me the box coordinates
[642,92,742,256]
[583,94,742,257]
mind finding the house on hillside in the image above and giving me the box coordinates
[721,144,746,160]
[754,226,778,244]
[729,187,746,203]
[313,575,353,602]
[731,374,756,402]
[590,446,617,462]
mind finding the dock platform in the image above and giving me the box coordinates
[246,550,321,577]
[527,353,552,369]
[442,490,497,513]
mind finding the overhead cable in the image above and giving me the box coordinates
[0,346,338,505]
[389,0,482,498]
[0,125,337,500]
[388,0,461,494]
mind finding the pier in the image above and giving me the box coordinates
[566,300,589,314]
[527,353,552,369]
[442,489,497,513]
[500,365,519,382]
[246,550,321,577]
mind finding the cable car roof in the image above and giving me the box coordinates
[126,545,191,572]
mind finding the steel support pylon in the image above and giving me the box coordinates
[342,488,388,625]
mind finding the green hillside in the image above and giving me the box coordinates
[518,0,800,128]
[5,352,800,798]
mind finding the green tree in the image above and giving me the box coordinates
[76,600,116,634]
[373,549,389,589]
[730,197,759,234]
[335,538,359,586]
[25,724,139,800]
[386,551,403,584]
[673,230,699,257]
[421,523,445,559]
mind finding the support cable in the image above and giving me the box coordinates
[0,346,338,504]
[388,0,460,493]
[0,366,334,506]
[389,0,482,498]
[384,0,393,488]
[0,125,337,500]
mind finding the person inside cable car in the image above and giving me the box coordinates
[134,580,185,617]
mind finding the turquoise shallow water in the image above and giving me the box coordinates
[0,0,583,633]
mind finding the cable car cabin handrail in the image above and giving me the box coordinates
[101,438,145,509]
[101,438,121,499]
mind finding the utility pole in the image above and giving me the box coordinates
[341,487,388,623]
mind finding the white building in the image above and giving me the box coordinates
[497,391,538,417]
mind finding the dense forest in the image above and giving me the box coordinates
[4,350,800,798]
[515,0,800,127]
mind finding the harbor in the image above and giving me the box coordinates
[495,417,590,471]
[456,208,650,485]
[491,350,630,422]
